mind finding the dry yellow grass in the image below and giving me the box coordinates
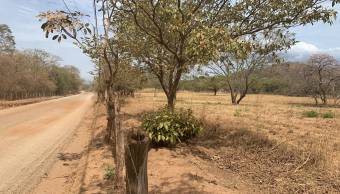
[122,89,340,193]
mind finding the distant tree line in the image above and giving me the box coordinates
[179,76,224,96]
[164,54,340,105]
[256,54,340,105]
[0,24,82,100]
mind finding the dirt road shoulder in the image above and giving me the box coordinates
[31,102,99,194]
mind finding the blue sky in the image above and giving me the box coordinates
[288,4,340,61]
[0,0,94,80]
[0,0,339,80]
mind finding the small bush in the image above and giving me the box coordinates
[322,111,335,119]
[234,109,241,117]
[103,165,115,180]
[142,107,203,145]
[302,110,319,118]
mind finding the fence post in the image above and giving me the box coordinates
[125,129,149,194]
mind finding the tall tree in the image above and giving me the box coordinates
[303,53,340,105]
[209,31,292,104]
[38,2,136,191]
[119,0,224,110]
[118,0,337,109]
[0,24,15,54]
[210,52,271,104]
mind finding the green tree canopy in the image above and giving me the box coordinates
[0,24,15,54]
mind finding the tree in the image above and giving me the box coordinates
[207,76,224,96]
[0,48,81,100]
[209,30,294,104]
[251,63,306,96]
[179,75,224,95]
[38,2,139,192]
[211,53,268,104]
[119,0,337,109]
[0,24,15,54]
[119,0,225,110]
[303,54,340,105]
[48,64,82,95]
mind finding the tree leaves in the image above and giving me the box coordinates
[0,24,16,54]
[41,22,47,30]
[37,10,91,43]
[52,35,59,40]
[332,0,340,6]
[142,107,202,145]
[36,0,338,109]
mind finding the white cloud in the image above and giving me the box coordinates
[285,41,340,61]
[290,42,320,54]
[327,47,340,58]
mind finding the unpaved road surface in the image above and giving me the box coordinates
[0,93,94,194]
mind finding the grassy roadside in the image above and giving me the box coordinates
[122,89,340,193]
[76,89,340,193]
[0,96,60,109]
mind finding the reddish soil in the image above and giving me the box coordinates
[0,93,93,193]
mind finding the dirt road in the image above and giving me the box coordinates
[0,93,94,194]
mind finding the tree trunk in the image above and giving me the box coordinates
[213,88,217,96]
[113,111,125,194]
[237,91,248,104]
[230,91,238,105]
[105,87,125,194]
[106,90,115,144]
[167,96,175,111]
[125,130,149,194]
[166,90,176,111]
[313,96,319,105]
[236,97,243,104]
[114,127,125,194]
[321,95,327,105]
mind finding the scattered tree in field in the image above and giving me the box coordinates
[180,76,224,95]
[119,0,337,109]
[206,76,224,96]
[0,24,15,54]
[303,54,340,105]
[209,31,294,104]
[210,50,277,104]
[119,1,225,110]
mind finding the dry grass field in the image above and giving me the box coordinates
[120,89,340,193]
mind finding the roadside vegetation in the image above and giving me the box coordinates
[142,107,203,145]
[0,24,83,101]
[121,90,340,193]
[162,58,340,106]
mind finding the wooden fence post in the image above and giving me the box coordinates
[125,129,149,194]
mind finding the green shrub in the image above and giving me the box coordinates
[103,165,115,180]
[234,109,241,117]
[302,110,319,118]
[322,111,335,119]
[142,107,203,145]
